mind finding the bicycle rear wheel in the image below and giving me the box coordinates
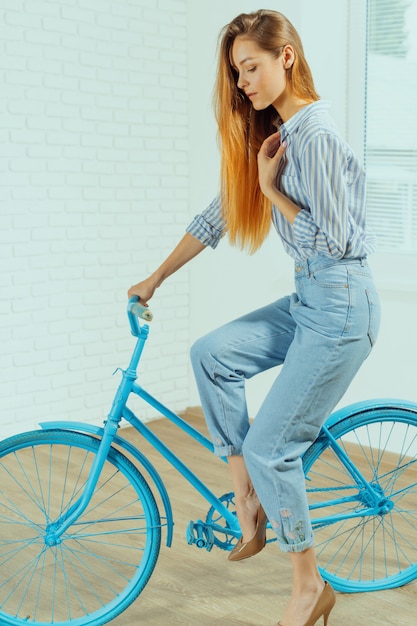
[0,429,161,625]
[303,403,417,592]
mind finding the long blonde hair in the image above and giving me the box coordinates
[214,10,319,252]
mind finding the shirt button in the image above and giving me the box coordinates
[295,266,302,272]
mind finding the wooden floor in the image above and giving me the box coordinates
[109,410,416,625]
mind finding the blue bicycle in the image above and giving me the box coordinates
[0,297,416,625]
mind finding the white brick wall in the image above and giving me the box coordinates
[1,0,190,437]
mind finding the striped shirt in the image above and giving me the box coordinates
[186,101,376,261]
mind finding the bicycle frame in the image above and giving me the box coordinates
[40,297,392,547]
[41,299,241,547]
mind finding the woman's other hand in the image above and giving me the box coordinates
[127,233,207,306]
[257,131,287,200]
[127,277,157,307]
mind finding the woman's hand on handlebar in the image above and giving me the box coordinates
[127,277,157,307]
[127,233,207,306]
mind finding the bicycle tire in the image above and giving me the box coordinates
[0,429,161,625]
[303,404,417,592]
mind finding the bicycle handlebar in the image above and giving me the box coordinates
[127,296,153,336]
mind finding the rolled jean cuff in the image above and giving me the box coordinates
[213,443,243,457]
[278,535,314,553]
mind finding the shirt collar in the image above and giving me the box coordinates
[278,100,331,140]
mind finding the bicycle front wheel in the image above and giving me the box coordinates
[303,403,417,592]
[0,429,161,625]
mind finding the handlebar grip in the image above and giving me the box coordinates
[130,300,153,322]
[127,296,153,336]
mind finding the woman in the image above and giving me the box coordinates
[128,10,380,626]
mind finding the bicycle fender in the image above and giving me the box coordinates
[39,420,174,547]
[324,398,417,429]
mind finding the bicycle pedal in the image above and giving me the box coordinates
[186,520,214,552]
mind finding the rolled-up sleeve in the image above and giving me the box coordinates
[186,194,226,249]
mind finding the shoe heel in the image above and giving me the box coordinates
[323,608,332,626]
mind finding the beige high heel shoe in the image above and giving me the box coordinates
[277,581,336,626]
[228,504,267,561]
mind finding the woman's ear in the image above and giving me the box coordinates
[282,45,295,69]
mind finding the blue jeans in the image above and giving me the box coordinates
[190,256,381,552]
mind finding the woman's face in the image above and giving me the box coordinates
[231,37,292,112]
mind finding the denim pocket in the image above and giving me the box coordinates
[311,265,349,289]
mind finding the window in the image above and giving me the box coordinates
[365,0,417,256]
